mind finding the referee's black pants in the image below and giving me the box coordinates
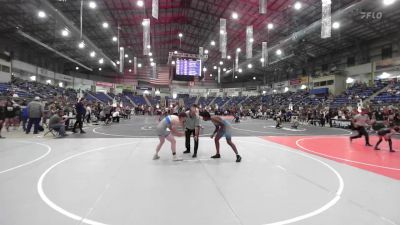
[350,126,371,145]
[185,128,199,155]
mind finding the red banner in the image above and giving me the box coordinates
[96,81,113,87]
[290,78,301,85]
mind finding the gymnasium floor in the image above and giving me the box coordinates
[1,116,399,225]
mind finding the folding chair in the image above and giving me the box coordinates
[44,128,57,137]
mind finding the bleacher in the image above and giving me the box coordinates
[94,92,111,104]
[330,81,387,107]
[373,82,400,104]
[184,96,197,108]
[227,96,246,106]
[148,96,161,106]
[198,97,214,107]
[213,97,230,107]
[126,94,147,106]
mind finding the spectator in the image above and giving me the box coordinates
[0,100,5,138]
[21,100,29,131]
[48,109,67,137]
[72,98,86,134]
[26,96,44,134]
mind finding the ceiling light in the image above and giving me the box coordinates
[238,68,242,73]
[219,61,223,65]
[236,48,241,52]
[116,61,120,65]
[346,77,354,83]
[276,49,282,55]
[232,12,238,19]
[223,68,227,71]
[149,52,153,56]
[383,0,396,6]
[204,49,209,54]
[129,69,132,72]
[78,41,85,49]
[234,76,238,78]
[332,21,340,29]
[250,38,254,43]
[99,58,104,64]
[260,58,265,62]
[174,51,178,54]
[129,59,132,63]
[88,1,97,9]
[171,61,175,65]
[137,0,144,7]
[203,67,207,72]
[210,74,213,77]
[147,45,151,49]
[30,76,36,81]
[61,29,69,37]
[227,55,231,60]
[75,66,79,70]
[150,62,155,66]
[253,77,256,80]
[138,63,142,68]
[38,11,46,18]
[267,23,274,30]
[125,54,128,58]
[213,66,217,69]
[220,30,225,35]
[294,1,302,10]
[178,33,183,38]
[90,51,96,57]
[247,64,252,69]
[46,80,52,84]
[112,36,117,42]
[210,41,216,46]
[150,58,154,62]
[102,22,109,28]
[379,72,391,79]
[98,68,102,71]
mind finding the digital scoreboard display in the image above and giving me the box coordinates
[175,59,201,76]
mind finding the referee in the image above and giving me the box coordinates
[183,104,200,158]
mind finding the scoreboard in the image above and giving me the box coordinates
[175,59,201,76]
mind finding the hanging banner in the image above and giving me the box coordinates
[220,18,227,59]
[134,57,137,74]
[259,0,266,14]
[119,47,124,73]
[235,51,239,71]
[152,63,157,79]
[246,26,253,59]
[321,0,331,39]
[152,0,159,19]
[218,67,221,84]
[143,19,150,55]
[262,42,267,67]
[199,47,204,59]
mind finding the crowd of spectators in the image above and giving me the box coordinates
[1,76,399,138]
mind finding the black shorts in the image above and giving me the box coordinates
[5,112,15,119]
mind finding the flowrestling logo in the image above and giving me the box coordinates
[360,11,383,20]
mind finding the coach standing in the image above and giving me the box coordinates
[183,104,200,158]
[26,96,43,134]
[72,98,86,134]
